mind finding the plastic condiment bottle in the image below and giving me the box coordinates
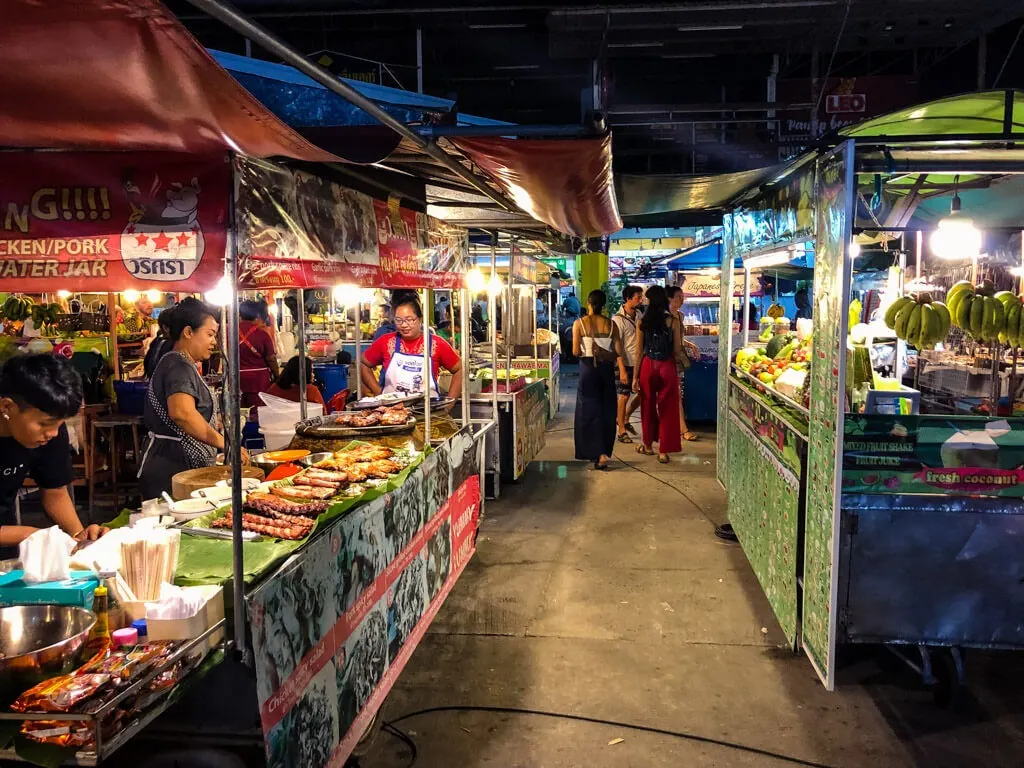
[132,619,148,644]
[97,570,125,631]
[112,627,138,648]
[86,584,111,651]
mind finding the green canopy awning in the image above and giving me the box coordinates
[842,90,1024,139]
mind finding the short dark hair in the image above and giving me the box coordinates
[622,285,643,303]
[157,305,175,331]
[168,297,217,342]
[277,355,313,390]
[393,295,423,319]
[666,286,683,300]
[239,300,260,322]
[0,354,83,419]
[587,289,606,313]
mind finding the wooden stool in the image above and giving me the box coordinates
[89,414,143,514]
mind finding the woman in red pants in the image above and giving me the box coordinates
[631,285,683,463]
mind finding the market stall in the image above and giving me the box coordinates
[718,91,1024,699]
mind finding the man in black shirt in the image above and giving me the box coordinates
[0,355,108,555]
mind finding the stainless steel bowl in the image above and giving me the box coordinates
[297,452,333,467]
[0,605,96,705]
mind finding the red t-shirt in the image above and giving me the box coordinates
[265,382,325,406]
[362,332,459,379]
[238,320,275,370]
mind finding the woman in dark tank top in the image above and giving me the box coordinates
[631,285,683,463]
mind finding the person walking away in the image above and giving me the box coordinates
[143,306,176,380]
[238,300,279,409]
[632,286,683,463]
[562,290,582,320]
[667,286,700,442]
[611,285,644,443]
[573,290,623,470]
[138,298,245,500]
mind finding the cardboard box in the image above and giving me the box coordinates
[146,585,224,649]
[0,571,99,609]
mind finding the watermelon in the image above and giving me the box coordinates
[766,333,795,359]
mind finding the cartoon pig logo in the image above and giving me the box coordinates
[120,177,206,282]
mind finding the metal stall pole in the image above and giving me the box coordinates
[460,287,470,428]
[355,295,363,400]
[223,171,247,662]
[742,267,751,347]
[422,288,432,446]
[532,284,539,383]
[296,288,308,420]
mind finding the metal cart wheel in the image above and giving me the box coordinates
[930,646,965,709]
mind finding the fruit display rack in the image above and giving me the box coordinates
[730,364,810,420]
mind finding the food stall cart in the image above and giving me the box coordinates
[718,90,1024,701]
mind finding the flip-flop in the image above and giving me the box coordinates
[617,432,633,444]
[658,454,670,464]
[594,461,611,471]
[625,423,638,436]
[682,431,699,442]
[635,445,655,456]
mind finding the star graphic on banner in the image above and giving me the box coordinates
[134,233,149,247]
[176,232,192,247]
[151,231,172,251]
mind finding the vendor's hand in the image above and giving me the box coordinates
[73,524,109,544]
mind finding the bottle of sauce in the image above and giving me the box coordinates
[86,584,111,652]
[97,570,125,631]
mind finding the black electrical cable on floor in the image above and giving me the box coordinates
[380,721,418,768]
[383,706,839,768]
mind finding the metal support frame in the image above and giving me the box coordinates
[355,295,363,400]
[296,289,308,420]
[422,288,432,445]
[223,168,246,662]
[460,287,470,428]
[182,0,517,214]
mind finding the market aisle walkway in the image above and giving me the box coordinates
[366,368,1024,768]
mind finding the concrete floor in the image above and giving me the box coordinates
[364,369,1024,768]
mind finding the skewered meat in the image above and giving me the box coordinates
[272,484,336,501]
[211,513,312,541]
[246,492,327,517]
[341,464,368,483]
[361,459,403,479]
[379,409,410,426]
[294,476,342,489]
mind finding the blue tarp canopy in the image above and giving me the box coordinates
[211,50,511,129]
[658,239,733,271]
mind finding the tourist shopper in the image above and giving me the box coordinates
[667,286,699,443]
[573,290,623,470]
[611,284,643,443]
[632,286,683,463]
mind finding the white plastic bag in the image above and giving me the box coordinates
[19,526,76,584]
[145,582,206,620]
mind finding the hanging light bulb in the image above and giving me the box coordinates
[205,276,233,307]
[56,290,72,299]
[465,267,486,293]
[145,289,162,304]
[929,182,982,260]
[122,289,140,303]
[487,272,504,296]
[332,283,360,306]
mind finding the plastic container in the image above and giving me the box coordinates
[112,627,138,647]
[259,427,295,451]
[114,381,147,416]
[132,619,148,643]
[98,570,126,631]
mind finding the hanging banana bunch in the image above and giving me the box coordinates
[884,292,951,350]
[947,280,1023,346]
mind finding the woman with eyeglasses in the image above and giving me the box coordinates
[359,295,463,402]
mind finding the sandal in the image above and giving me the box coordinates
[635,445,655,456]
[617,432,633,444]
[682,431,699,442]
[658,454,670,464]
[625,423,638,436]
[594,460,610,471]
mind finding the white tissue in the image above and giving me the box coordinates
[145,583,206,620]
[19,526,76,584]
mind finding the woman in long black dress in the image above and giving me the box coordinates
[572,290,624,470]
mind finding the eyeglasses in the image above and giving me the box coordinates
[394,316,420,326]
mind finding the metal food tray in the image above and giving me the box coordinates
[295,414,416,438]
[348,393,422,410]
[0,619,225,766]
[409,397,456,413]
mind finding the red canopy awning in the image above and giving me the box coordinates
[450,135,622,238]
[0,0,339,162]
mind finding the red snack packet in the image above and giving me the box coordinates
[10,674,112,714]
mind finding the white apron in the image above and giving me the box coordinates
[380,332,439,398]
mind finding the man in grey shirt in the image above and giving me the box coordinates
[611,285,644,442]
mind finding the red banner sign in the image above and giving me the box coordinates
[0,152,228,292]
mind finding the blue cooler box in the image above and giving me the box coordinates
[313,363,349,402]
